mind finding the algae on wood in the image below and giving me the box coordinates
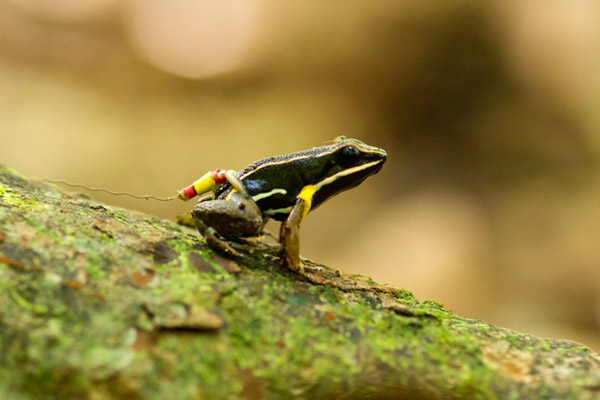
[0,165,599,400]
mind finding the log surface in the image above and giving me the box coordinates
[0,166,599,399]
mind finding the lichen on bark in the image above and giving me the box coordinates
[0,165,599,399]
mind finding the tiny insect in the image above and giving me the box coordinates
[177,137,387,273]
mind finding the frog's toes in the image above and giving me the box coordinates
[259,229,279,241]
[302,262,324,273]
[200,228,242,257]
[219,241,243,258]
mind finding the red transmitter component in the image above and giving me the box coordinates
[180,185,197,201]
[178,170,227,201]
[212,170,227,184]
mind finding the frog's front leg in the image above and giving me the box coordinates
[192,191,264,256]
[279,200,306,273]
[280,185,319,274]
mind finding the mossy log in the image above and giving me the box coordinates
[0,165,599,400]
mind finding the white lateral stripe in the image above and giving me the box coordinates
[252,188,287,202]
[263,206,293,215]
[315,160,383,189]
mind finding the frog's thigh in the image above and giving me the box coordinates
[192,197,263,238]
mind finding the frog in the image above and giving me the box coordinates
[177,137,387,274]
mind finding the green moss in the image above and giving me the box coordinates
[0,165,598,400]
[540,341,552,352]
[561,345,589,356]
[5,167,27,180]
[7,286,50,315]
[394,288,419,305]
[0,184,46,212]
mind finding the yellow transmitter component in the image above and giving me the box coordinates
[297,185,319,221]
[193,173,217,195]
[178,170,227,201]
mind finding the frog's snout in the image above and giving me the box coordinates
[372,148,387,165]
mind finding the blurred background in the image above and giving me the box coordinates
[1,0,600,350]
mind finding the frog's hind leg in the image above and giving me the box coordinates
[192,212,241,256]
[191,194,264,256]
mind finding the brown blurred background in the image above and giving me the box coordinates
[1,1,599,350]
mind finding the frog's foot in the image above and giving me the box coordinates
[279,246,303,275]
[259,228,279,242]
[223,237,263,254]
[301,260,324,273]
[281,257,322,282]
[200,227,264,258]
[201,226,242,257]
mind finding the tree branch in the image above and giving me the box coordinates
[0,165,599,399]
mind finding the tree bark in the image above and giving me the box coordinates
[0,165,599,400]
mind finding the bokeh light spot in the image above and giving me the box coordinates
[125,0,260,78]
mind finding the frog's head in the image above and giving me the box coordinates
[311,138,387,208]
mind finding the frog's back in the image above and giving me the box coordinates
[233,147,334,221]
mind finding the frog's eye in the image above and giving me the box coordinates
[338,145,360,167]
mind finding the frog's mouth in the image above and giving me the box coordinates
[338,159,385,189]
[311,158,386,209]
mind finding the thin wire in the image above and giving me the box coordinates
[33,178,177,201]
